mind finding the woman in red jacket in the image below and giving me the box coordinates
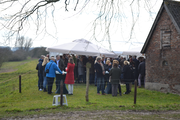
[64,57,75,95]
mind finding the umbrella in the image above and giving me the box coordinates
[46,39,117,58]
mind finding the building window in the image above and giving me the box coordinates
[160,30,171,49]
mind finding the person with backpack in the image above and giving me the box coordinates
[45,56,63,94]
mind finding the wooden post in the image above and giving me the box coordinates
[85,62,91,102]
[134,80,137,104]
[60,80,63,106]
[19,75,21,93]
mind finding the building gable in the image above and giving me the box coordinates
[141,1,180,53]
[142,0,180,95]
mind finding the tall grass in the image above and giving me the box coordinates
[0,59,180,118]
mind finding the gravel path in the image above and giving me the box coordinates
[4,110,180,120]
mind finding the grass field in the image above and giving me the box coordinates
[0,59,180,119]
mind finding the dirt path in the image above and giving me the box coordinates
[0,62,29,84]
[0,62,28,74]
[5,110,180,120]
[0,69,17,73]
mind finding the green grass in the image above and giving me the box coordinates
[0,59,180,118]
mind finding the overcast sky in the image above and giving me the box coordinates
[0,0,163,51]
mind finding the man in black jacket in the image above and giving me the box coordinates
[133,55,139,80]
[56,55,65,71]
[36,55,45,91]
[55,55,65,90]
[138,57,145,88]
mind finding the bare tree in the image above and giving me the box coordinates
[0,0,159,50]
[15,36,33,52]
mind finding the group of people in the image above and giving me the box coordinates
[36,54,75,94]
[36,54,145,97]
[94,55,145,96]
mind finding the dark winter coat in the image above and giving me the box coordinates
[36,59,43,76]
[133,58,139,79]
[56,59,65,71]
[94,62,103,77]
[138,61,145,75]
[78,61,84,75]
[109,67,121,84]
[122,65,134,82]
[104,64,112,72]
[42,64,47,77]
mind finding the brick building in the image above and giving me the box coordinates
[141,0,180,94]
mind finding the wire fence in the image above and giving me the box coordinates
[0,70,144,96]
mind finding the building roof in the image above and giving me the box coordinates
[141,0,180,53]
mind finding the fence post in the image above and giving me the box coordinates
[134,79,137,104]
[60,80,63,106]
[19,75,21,93]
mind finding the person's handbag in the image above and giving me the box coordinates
[45,63,53,73]
[45,69,49,73]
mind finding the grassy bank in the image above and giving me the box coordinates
[0,59,180,118]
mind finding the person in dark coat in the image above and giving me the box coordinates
[119,57,124,70]
[133,55,139,80]
[94,56,105,95]
[122,60,134,94]
[55,55,65,90]
[78,57,84,83]
[101,56,106,65]
[63,54,68,69]
[104,60,112,72]
[58,55,65,71]
[94,57,98,86]
[104,62,112,94]
[104,60,112,89]
[64,57,75,95]
[138,57,145,87]
[36,55,44,91]
[109,60,121,96]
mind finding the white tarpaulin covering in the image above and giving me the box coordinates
[46,39,118,58]
[121,47,142,56]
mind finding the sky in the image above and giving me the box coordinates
[0,0,164,52]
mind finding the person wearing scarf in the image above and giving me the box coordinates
[94,56,106,95]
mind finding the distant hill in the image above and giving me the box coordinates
[0,46,35,51]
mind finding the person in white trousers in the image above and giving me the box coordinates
[64,57,75,95]
[68,84,73,94]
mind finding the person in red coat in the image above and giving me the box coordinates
[64,57,75,95]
